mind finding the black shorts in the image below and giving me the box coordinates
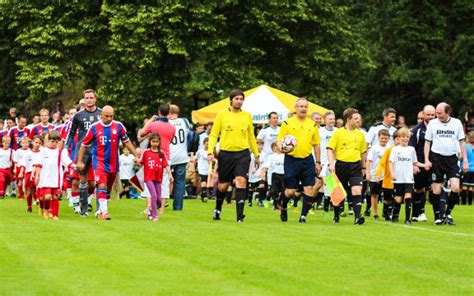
[217,150,251,184]
[335,161,363,188]
[394,183,414,197]
[75,152,93,175]
[429,152,460,183]
[249,180,265,190]
[369,181,382,195]
[284,155,315,189]
[382,188,393,200]
[199,174,208,182]
[462,172,474,187]
[414,169,430,190]
[120,179,130,188]
[271,173,285,194]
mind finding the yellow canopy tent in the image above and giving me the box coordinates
[192,85,329,124]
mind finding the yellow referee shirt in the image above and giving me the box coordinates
[327,128,366,162]
[208,108,259,157]
[277,116,320,159]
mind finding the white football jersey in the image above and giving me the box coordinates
[257,126,280,155]
[425,117,465,156]
[367,144,388,181]
[0,148,13,169]
[169,118,191,165]
[20,148,41,173]
[319,126,337,164]
[389,145,418,184]
[367,123,397,147]
[119,154,135,180]
[34,147,72,188]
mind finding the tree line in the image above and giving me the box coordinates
[0,1,472,126]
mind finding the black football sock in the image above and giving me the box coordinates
[334,204,341,219]
[446,192,459,216]
[235,188,246,218]
[323,195,330,212]
[439,194,447,219]
[347,193,354,211]
[468,191,473,205]
[430,193,440,220]
[215,189,225,212]
[79,181,88,212]
[405,198,412,221]
[225,190,232,203]
[281,192,292,209]
[316,192,323,208]
[412,191,422,218]
[301,194,314,217]
[248,189,254,203]
[293,195,300,208]
[420,192,426,214]
[461,190,467,205]
[365,193,372,211]
[353,195,362,219]
[257,187,265,203]
[393,202,401,218]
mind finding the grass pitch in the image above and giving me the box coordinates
[1,197,473,295]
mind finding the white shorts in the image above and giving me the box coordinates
[161,169,170,199]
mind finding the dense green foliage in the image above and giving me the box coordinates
[0,1,472,125]
[1,198,473,294]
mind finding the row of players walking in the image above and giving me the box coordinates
[0,89,473,225]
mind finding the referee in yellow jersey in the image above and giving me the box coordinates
[327,108,367,225]
[207,89,259,222]
[277,98,321,223]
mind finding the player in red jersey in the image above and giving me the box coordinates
[9,115,29,150]
[28,109,55,139]
[77,106,139,220]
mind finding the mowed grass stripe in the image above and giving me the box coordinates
[1,198,473,295]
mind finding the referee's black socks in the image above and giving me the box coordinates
[215,189,225,212]
[235,188,246,219]
[353,195,362,219]
[301,194,314,217]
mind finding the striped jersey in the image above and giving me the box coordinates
[8,127,30,150]
[81,120,130,173]
[28,123,55,139]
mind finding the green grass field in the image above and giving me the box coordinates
[1,197,473,295]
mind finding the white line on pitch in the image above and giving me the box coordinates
[379,222,474,237]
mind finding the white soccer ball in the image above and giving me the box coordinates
[281,135,297,152]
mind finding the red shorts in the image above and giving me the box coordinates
[0,168,12,194]
[24,172,35,189]
[70,165,95,182]
[95,169,117,191]
[38,187,61,197]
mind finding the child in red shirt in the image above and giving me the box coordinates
[140,133,173,221]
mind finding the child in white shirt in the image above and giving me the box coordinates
[389,127,425,224]
[34,130,74,220]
